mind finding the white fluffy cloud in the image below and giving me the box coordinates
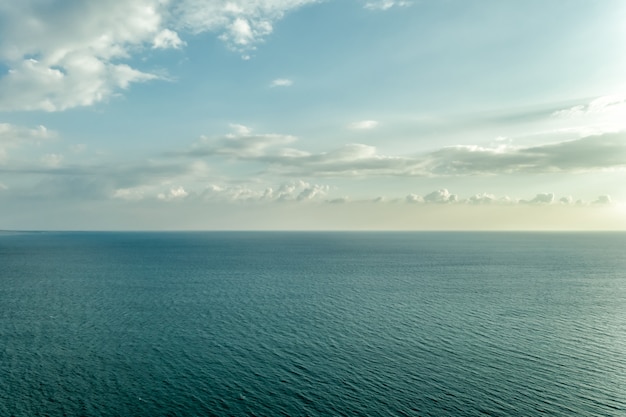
[0,0,321,111]
[193,180,329,203]
[423,188,458,203]
[0,0,170,111]
[173,0,321,54]
[153,29,186,49]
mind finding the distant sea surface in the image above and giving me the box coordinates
[1,232,625,416]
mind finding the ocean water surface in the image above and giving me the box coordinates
[1,232,625,416]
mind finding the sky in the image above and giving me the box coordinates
[1,0,626,230]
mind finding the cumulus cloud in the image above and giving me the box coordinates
[157,186,189,201]
[0,0,320,111]
[468,193,497,205]
[592,195,612,205]
[423,188,458,203]
[270,78,293,87]
[153,29,186,49]
[405,193,424,203]
[173,0,322,55]
[0,0,171,111]
[197,179,329,203]
[348,120,379,130]
[397,189,623,207]
[364,0,412,11]
[526,192,555,205]
[399,190,620,207]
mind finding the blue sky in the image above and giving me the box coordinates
[1,0,626,230]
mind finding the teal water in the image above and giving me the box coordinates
[1,232,625,416]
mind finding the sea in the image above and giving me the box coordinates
[1,231,625,416]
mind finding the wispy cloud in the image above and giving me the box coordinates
[364,1,412,11]
[552,94,626,119]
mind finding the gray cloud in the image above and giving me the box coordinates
[0,123,56,161]
[177,126,626,179]
[427,132,626,175]
[184,125,297,159]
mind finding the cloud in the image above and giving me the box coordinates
[400,190,618,207]
[112,187,148,201]
[157,186,189,201]
[179,125,626,179]
[525,192,555,205]
[173,0,322,55]
[270,78,293,87]
[348,120,379,130]
[427,132,626,175]
[262,143,424,177]
[423,188,458,203]
[592,195,612,205]
[0,0,170,111]
[468,193,497,205]
[196,179,329,203]
[153,29,186,49]
[185,124,298,159]
[406,193,424,203]
[364,1,412,11]
[0,0,320,111]
[548,94,626,136]
[0,123,56,162]
[552,94,626,119]
[41,153,63,168]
